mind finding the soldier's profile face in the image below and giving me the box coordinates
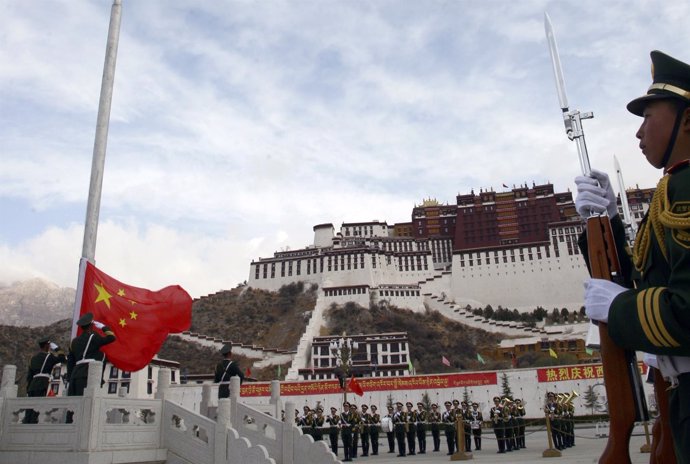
[637,99,680,168]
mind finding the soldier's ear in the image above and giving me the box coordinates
[683,107,690,130]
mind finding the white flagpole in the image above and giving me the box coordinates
[72,0,122,339]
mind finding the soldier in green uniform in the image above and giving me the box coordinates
[326,406,340,455]
[23,336,66,423]
[349,403,361,458]
[405,401,417,455]
[393,401,407,457]
[576,50,690,464]
[428,403,442,452]
[214,344,244,399]
[490,396,506,454]
[360,404,371,456]
[470,402,483,451]
[383,405,396,454]
[544,392,563,450]
[514,399,526,449]
[460,400,472,452]
[340,401,354,462]
[441,400,456,455]
[314,407,325,442]
[415,401,427,454]
[369,404,380,455]
[67,313,116,396]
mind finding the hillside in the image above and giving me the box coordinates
[190,282,317,350]
[0,278,74,327]
[325,301,505,372]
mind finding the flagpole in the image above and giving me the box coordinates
[72,0,123,338]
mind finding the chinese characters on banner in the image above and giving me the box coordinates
[536,362,648,383]
[240,371,497,397]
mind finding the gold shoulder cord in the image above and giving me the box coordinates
[633,174,690,271]
[633,176,669,271]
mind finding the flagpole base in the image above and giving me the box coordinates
[542,447,562,458]
[450,451,473,461]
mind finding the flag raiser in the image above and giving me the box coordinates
[76,258,192,372]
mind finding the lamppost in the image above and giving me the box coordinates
[330,335,359,403]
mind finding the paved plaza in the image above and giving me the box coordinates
[334,424,652,464]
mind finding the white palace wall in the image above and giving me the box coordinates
[450,227,589,312]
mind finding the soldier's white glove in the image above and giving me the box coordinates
[49,342,58,351]
[574,169,618,219]
[584,278,627,323]
[643,353,659,369]
[93,320,105,330]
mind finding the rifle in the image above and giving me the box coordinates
[544,13,648,464]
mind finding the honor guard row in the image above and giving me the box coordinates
[489,396,527,454]
[293,399,498,460]
[544,391,577,450]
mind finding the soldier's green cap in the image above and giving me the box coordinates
[76,312,94,327]
[220,344,232,355]
[37,336,51,346]
[370,405,377,409]
[627,51,690,116]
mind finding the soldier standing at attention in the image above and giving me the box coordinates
[442,400,456,455]
[326,406,340,455]
[415,401,427,454]
[490,396,506,454]
[24,336,66,423]
[369,404,380,456]
[360,404,371,456]
[313,407,325,442]
[515,398,526,449]
[576,51,690,464]
[545,392,563,450]
[383,405,396,454]
[67,313,116,396]
[405,401,417,455]
[460,400,472,452]
[340,401,353,462]
[428,403,442,452]
[214,344,244,399]
[470,402,483,451]
[393,401,407,457]
[349,403,361,458]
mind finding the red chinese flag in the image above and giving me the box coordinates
[46,386,56,397]
[245,367,252,377]
[79,261,192,372]
[348,375,364,397]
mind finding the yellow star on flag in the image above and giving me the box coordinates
[117,288,126,297]
[94,283,113,309]
[119,318,126,328]
[129,311,138,320]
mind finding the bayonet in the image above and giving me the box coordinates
[614,155,638,240]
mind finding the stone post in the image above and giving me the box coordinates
[283,400,295,464]
[229,376,240,427]
[84,361,104,398]
[270,379,282,418]
[155,368,171,400]
[0,365,18,398]
[201,383,213,418]
[215,398,231,464]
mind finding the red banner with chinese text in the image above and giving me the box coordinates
[536,362,648,383]
[240,371,497,397]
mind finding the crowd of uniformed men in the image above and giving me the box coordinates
[290,396,534,461]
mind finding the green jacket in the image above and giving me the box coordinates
[580,161,690,356]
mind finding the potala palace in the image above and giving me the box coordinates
[247,183,653,381]
[248,182,652,314]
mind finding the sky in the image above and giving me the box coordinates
[1,0,687,298]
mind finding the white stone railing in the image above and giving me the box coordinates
[0,365,339,464]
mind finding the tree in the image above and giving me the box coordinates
[500,373,513,399]
[422,392,432,411]
[583,385,600,415]
[463,387,471,404]
[386,393,395,409]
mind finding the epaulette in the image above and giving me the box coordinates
[665,159,690,174]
